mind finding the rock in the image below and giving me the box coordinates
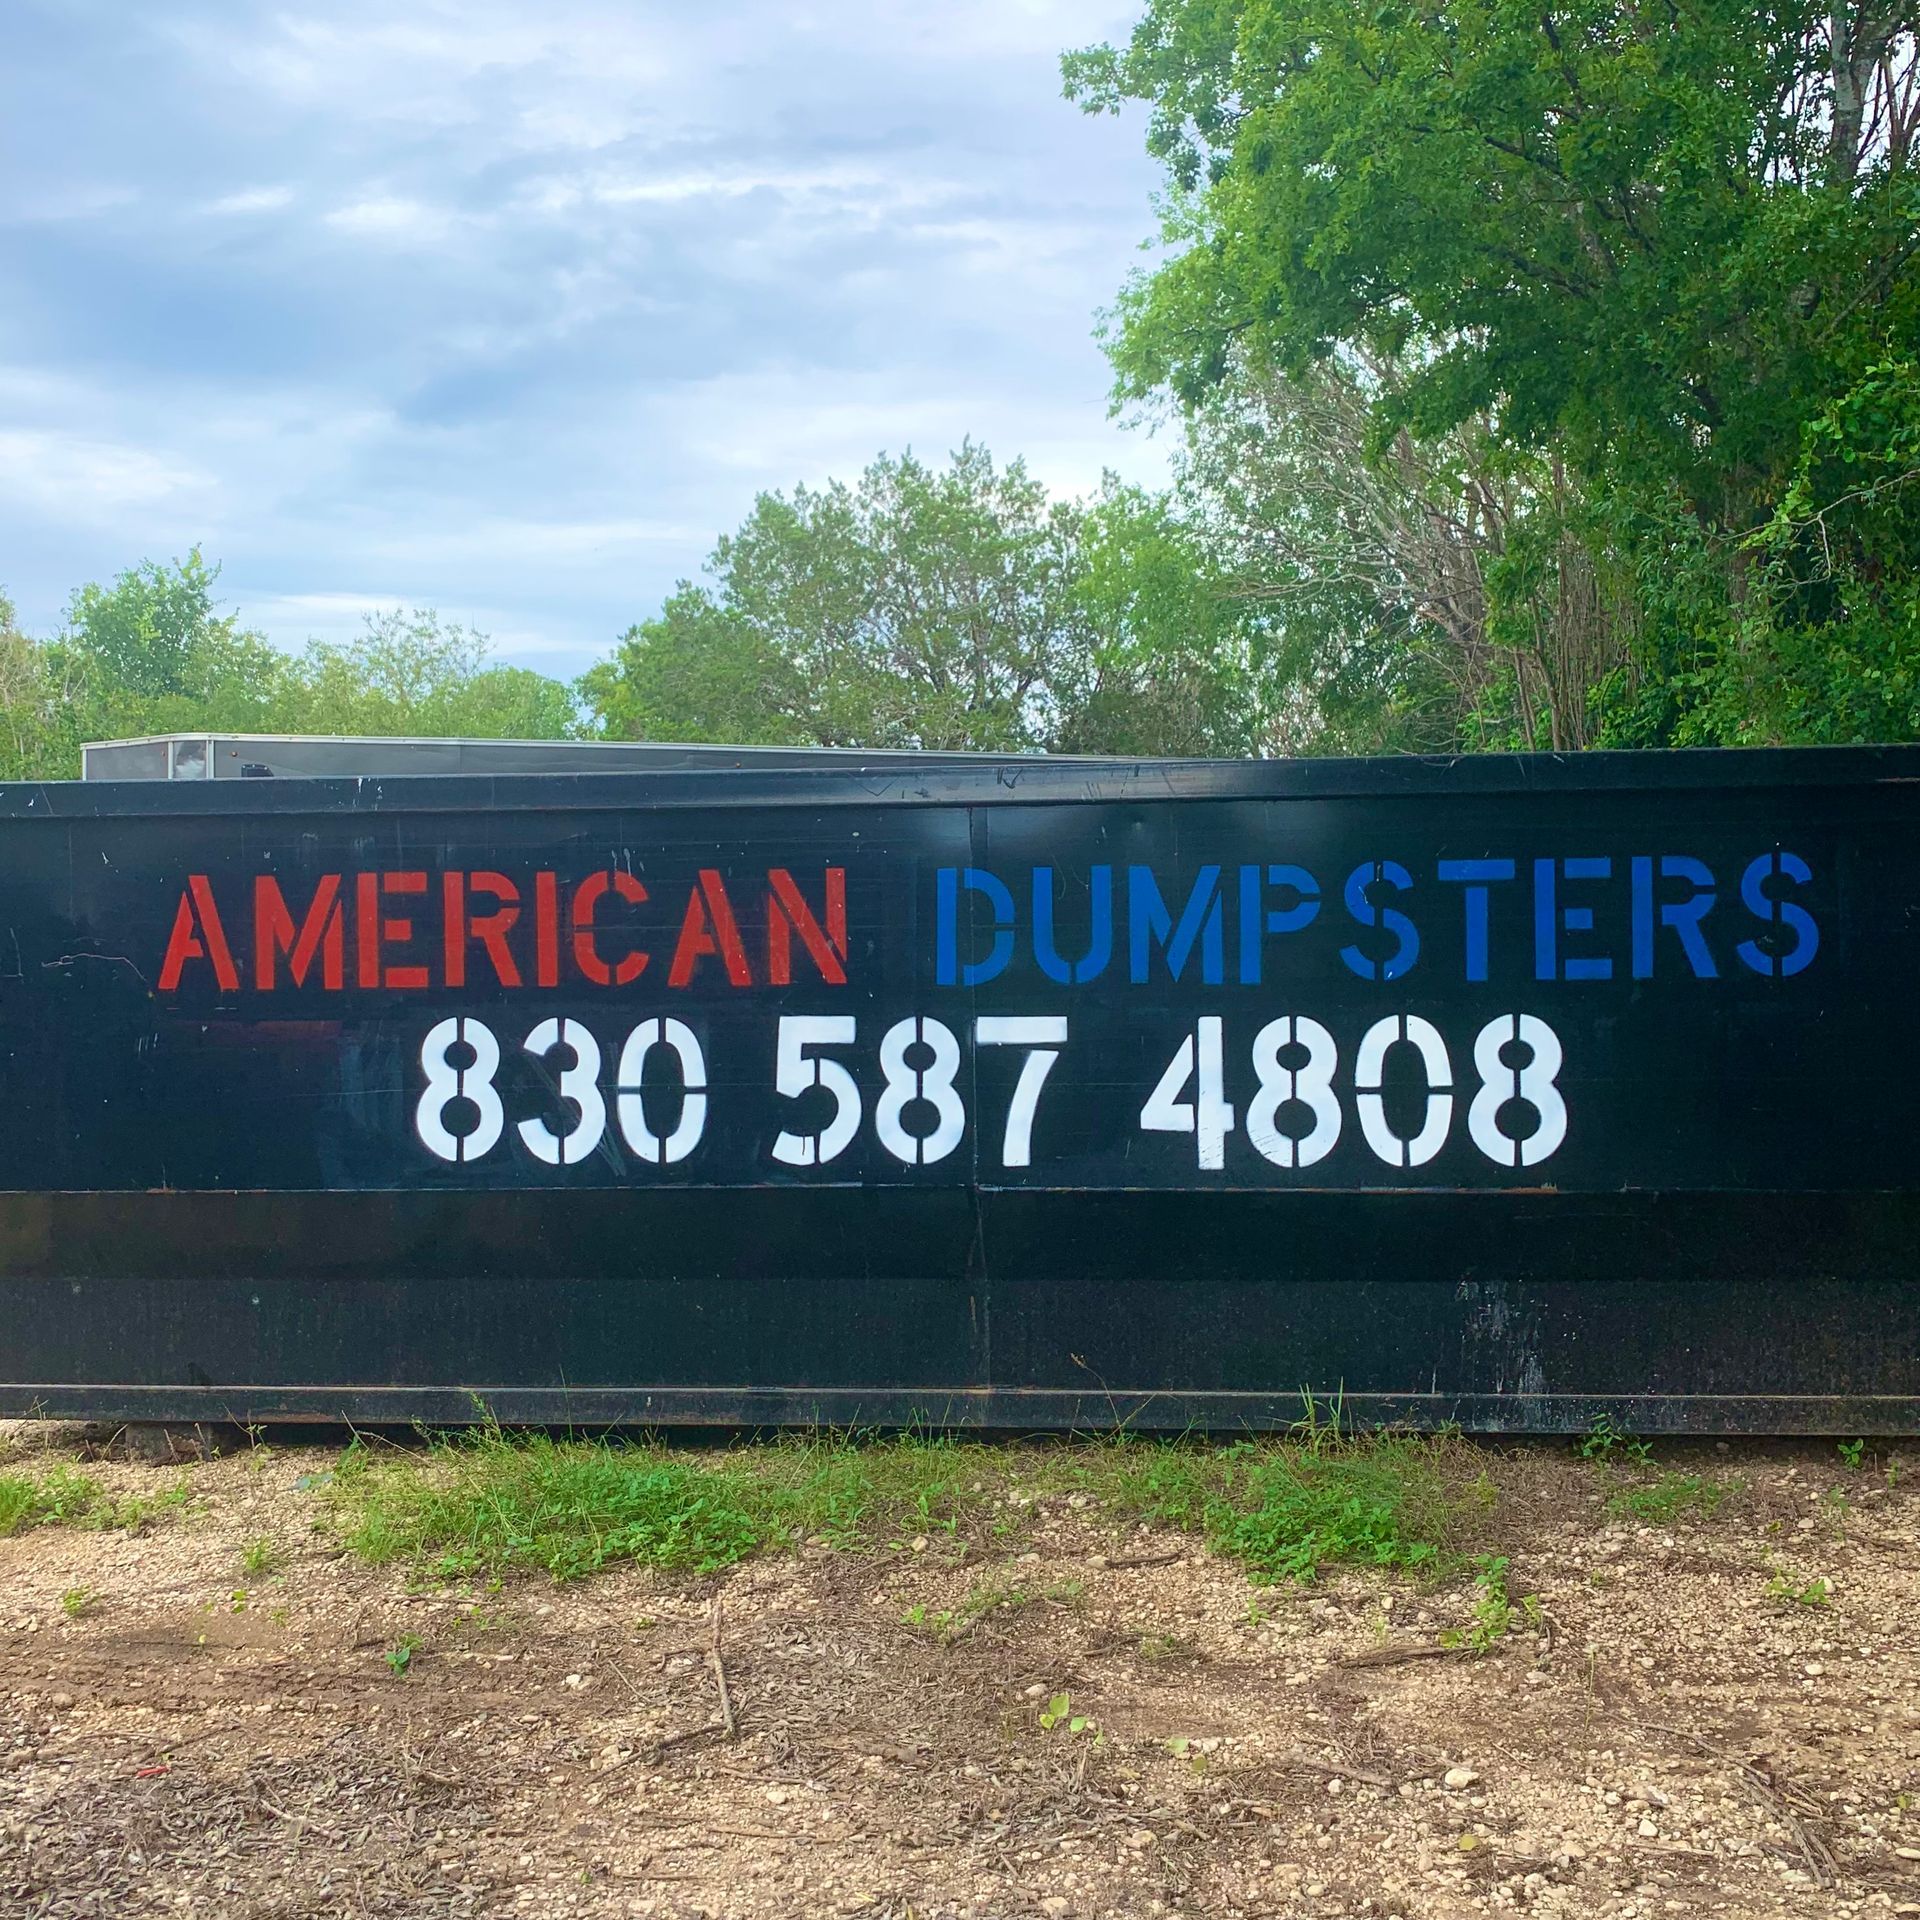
[1443,1767,1480,1791]
[48,1692,73,1711]
[1637,1817,1659,1838]
[1040,1899,1071,1917]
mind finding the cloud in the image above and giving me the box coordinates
[204,185,296,216]
[2,0,1166,679]
[323,195,459,243]
[0,429,215,520]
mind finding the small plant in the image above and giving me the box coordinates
[0,1467,192,1538]
[1038,1689,1095,1736]
[229,1588,249,1615]
[1440,1555,1542,1654]
[1837,1438,1866,1471]
[1578,1416,1652,1466]
[240,1536,280,1577]
[1765,1570,1832,1608]
[385,1632,423,1675]
[1608,1472,1734,1524]
[59,1586,98,1619]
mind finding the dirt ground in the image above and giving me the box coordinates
[2,1425,1917,1920]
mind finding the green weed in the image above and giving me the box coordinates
[0,1467,191,1537]
[1578,1417,1652,1466]
[59,1586,98,1619]
[1765,1570,1832,1609]
[330,1428,993,1582]
[327,1423,1474,1590]
[1607,1472,1735,1524]
[903,1574,1082,1642]
[1038,1689,1095,1736]
[1837,1438,1866,1471]
[240,1536,280,1577]
[385,1632,422,1675]
[1438,1554,1542,1654]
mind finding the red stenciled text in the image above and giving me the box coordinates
[158,866,848,994]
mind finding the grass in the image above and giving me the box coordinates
[1607,1471,1737,1524]
[239,1536,281,1577]
[325,1421,1478,1588]
[1096,1431,1462,1584]
[0,1465,192,1537]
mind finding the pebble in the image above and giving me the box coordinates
[1443,1767,1479,1791]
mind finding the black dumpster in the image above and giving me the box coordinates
[1,745,1915,1434]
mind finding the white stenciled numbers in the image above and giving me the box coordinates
[1246,1016,1341,1168]
[770,1015,862,1167]
[1354,1015,1453,1168]
[1468,1014,1567,1167]
[1140,1015,1236,1169]
[772,1015,1068,1169]
[875,1017,966,1165]
[616,1018,708,1164]
[416,1017,505,1163]
[1140,1013,1566,1171]
[974,1016,1066,1168]
[416,1009,1566,1176]
[518,1018,606,1165]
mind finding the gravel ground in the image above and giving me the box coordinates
[1,1425,1917,1919]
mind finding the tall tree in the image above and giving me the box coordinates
[286,609,576,739]
[58,549,291,741]
[583,444,1274,755]
[1068,2,1920,746]
[1176,348,1633,751]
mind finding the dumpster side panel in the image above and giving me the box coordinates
[0,750,1912,1431]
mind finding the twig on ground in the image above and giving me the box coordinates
[709,1596,737,1741]
[1279,1749,1397,1790]
[1338,1642,1457,1669]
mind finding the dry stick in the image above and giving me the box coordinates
[253,1792,341,1841]
[709,1596,737,1740]
[1280,1749,1396,1790]
[1104,1549,1186,1572]
[1338,1642,1457,1669]
[1633,1722,1838,1887]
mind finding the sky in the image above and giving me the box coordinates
[0,1,1168,682]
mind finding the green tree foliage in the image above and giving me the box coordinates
[0,556,576,778]
[58,548,293,744]
[582,443,1275,755]
[1068,2,1920,746]
[284,609,576,739]
[0,587,88,780]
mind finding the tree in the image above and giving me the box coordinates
[1068,2,1920,746]
[1175,349,1634,751]
[0,588,88,780]
[58,549,291,743]
[583,443,1275,755]
[1058,481,1282,755]
[286,609,576,739]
